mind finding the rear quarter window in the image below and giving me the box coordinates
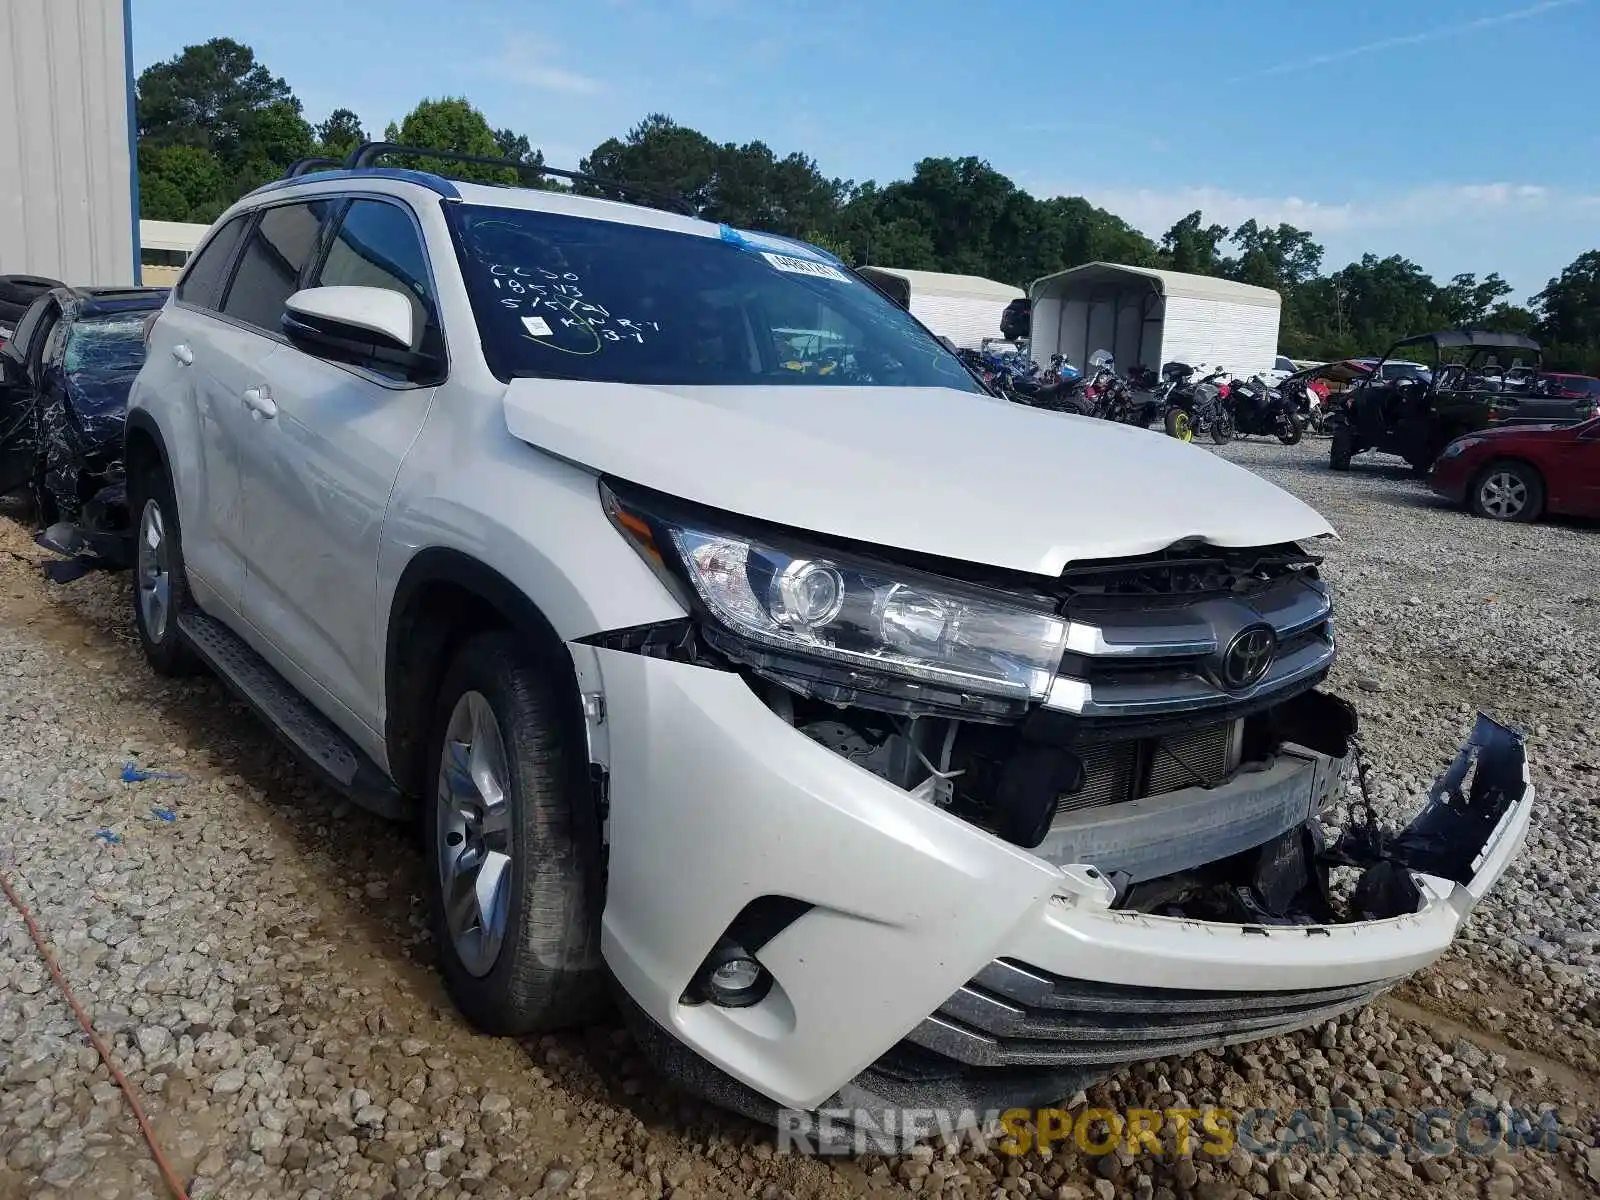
[175,215,250,310]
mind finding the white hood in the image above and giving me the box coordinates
[502,381,1335,576]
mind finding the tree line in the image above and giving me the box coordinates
[136,38,1600,373]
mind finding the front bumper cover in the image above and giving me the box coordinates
[590,649,1532,1119]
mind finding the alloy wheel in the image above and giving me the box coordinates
[136,499,172,642]
[1478,471,1528,520]
[436,690,514,977]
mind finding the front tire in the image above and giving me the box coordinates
[127,461,199,677]
[1210,412,1234,444]
[1277,414,1304,445]
[1469,460,1545,523]
[425,631,605,1036]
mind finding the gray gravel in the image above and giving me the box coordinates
[1,438,1597,1200]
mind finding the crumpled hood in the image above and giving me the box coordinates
[502,380,1336,576]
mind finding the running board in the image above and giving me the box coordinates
[176,610,411,822]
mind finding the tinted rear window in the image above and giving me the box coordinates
[176,215,249,310]
[451,204,981,392]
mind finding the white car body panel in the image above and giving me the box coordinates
[502,379,1334,575]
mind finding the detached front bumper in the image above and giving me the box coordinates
[588,650,1532,1116]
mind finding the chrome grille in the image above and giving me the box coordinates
[1045,573,1335,720]
[904,959,1399,1070]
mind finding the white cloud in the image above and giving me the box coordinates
[1235,0,1583,80]
[1070,181,1598,240]
[489,37,605,96]
[1034,180,1600,296]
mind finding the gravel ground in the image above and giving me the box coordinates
[1,437,1599,1200]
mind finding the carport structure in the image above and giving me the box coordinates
[1028,262,1281,377]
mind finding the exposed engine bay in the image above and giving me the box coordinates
[773,687,1525,931]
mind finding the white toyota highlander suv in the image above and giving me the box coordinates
[119,146,1532,1146]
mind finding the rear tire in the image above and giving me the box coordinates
[1164,409,1193,441]
[425,631,606,1036]
[1329,430,1353,471]
[127,461,200,677]
[1469,460,1544,523]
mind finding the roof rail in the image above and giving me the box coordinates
[283,156,345,178]
[334,141,697,216]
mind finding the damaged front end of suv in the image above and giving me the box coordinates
[587,476,1532,1148]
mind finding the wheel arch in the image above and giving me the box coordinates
[383,548,583,801]
[122,409,173,483]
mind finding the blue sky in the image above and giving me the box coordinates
[130,0,1599,300]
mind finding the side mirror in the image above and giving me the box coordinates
[281,286,441,382]
[284,285,414,350]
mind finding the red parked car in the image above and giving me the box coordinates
[1535,372,1600,402]
[1428,416,1600,522]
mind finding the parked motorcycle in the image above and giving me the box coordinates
[1224,375,1305,444]
[1160,363,1233,442]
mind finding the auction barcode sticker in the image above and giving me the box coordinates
[761,252,849,282]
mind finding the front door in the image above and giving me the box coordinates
[239,196,444,740]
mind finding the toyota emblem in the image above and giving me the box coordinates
[1220,625,1277,690]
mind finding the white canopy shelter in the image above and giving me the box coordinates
[1028,262,1280,377]
[857,266,1024,349]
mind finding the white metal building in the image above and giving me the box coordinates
[1028,262,1281,377]
[0,0,139,286]
[856,267,1024,349]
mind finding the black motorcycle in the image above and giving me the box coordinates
[1160,364,1232,442]
[1224,375,1305,444]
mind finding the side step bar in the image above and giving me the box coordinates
[176,610,411,821]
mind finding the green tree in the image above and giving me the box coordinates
[315,108,368,162]
[137,142,228,222]
[383,97,517,183]
[1533,250,1600,371]
[1228,220,1323,291]
[135,38,314,212]
[581,114,721,211]
[137,37,295,161]
[1159,211,1229,275]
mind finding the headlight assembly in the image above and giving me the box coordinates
[600,480,1069,718]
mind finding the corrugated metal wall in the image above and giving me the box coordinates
[909,294,1013,349]
[1160,297,1281,378]
[0,0,137,286]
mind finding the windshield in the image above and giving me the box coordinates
[450,204,981,391]
[64,312,149,376]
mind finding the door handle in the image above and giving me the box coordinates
[242,386,278,419]
[171,344,193,366]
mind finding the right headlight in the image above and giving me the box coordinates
[1440,438,1480,459]
[600,480,1069,715]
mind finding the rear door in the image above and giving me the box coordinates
[162,200,336,616]
[142,212,251,610]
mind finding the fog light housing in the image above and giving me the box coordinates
[694,938,772,1008]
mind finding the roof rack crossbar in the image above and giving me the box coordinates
[283,156,346,178]
[340,142,697,216]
